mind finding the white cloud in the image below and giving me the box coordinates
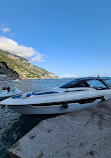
[60,74,77,78]
[30,54,45,62]
[1,27,10,33]
[0,22,15,36]
[0,37,44,62]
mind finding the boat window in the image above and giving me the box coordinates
[87,80,107,90]
[32,91,59,95]
[60,80,78,88]
[59,80,88,88]
[12,94,22,99]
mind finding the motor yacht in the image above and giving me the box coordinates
[0,77,111,115]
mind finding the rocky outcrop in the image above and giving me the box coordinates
[7,100,111,158]
[0,62,19,79]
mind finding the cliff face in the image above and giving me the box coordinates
[0,62,19,79]
[0,50,59,79]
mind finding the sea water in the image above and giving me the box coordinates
[0,78,70,158]
[0,78,111,158]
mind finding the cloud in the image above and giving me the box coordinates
[0,37,44,62]
[30,54,45,62]
[0,22,15,37]
[61,74,77,78]
[1,27,10,33]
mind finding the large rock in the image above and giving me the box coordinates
[7,100,111,158]
[0,62,19,79]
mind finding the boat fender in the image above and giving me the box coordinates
[101,97,105,101]
[7,87,10,93]
[63,103,68,109]
[1,105,6,109]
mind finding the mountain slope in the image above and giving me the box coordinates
[0,50,59,79]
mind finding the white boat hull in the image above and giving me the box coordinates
[1,80,111,115]
[8,99,101,115]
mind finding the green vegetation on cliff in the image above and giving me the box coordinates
[0,50,58,79]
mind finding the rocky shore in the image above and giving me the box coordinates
[0,62,19,80]
[7,99,111,158]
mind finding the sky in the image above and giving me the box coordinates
[0,0,111,78]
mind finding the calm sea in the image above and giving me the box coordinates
[0,78,111,158]
[0,78,71,158]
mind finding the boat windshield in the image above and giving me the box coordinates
[59,80,88,88]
